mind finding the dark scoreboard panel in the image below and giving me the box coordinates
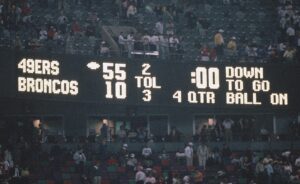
[13,54,300,110]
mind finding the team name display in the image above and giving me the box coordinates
[17,59,79,95]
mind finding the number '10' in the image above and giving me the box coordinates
[195,67,220,89]
[105,81,126,99]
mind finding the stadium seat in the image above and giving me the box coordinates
[38,180,47,184]
[63,180,72,184]
[47,180,55,184]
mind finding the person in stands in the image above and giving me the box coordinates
[197,141,209,170]
[73,148,86,173]
[185,142,194,167]
[135,166,146,184]
[214,29,225,61]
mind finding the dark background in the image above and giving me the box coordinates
[0,49,299,111]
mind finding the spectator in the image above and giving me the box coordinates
[199,44,211,62]
[200,125,208,142]
[53,30,64,46]
[227,37,237,55]
[278,42,287,56]
[135,166,146,184]
[268,46,280,63]
[183,175,191,184]
[197,141,209,169]
[99,41,110,57]
[117,124,127,142]
[221,143,232,165]
[255,158,265,184]
[240,156,252,182]
[127,3,137,18]
[20,167,30,183]
[185,142,194,167]
[214,29,225,61]
[100,123,108,141]
[142,32,151,50]
[39,27,48,41]
[286,25,296,46]
[73,148,86,165]
[222,118,234,143]
[260,127,270,141]
[121,0,129,18]
[149,33,159,51]
[158,149,170,169]
[166,20,175,35]
[283,45,296,61]
[193,170,204,184]
[264,160,274,184]
[295,155,300,168]
[159,35,169,59]
[155,19,164,35]
[214,121,223,141]
[47,26,56,40]
[142,144,152,159]
[127,32,135,58]
[144,172,156,184]
[126,153,137,170]
[171,173,181,184]
[57,13,68,33]
[169,34,180,56]
[196,18,206,38]
[71,20,82,36]
[4,148,13,167]
[13,164,20,178]
[246,43,258,62]
[90,161,101,184]
[169,126,181,142]
[118,143,129,166]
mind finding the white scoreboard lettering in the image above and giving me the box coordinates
[191,67,220,89]
[224,67,288,106]
[134,63,161,102]
[17,58,79,96]
[18,58,59,75]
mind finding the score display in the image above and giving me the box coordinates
[101,63,127,99]
[15,57,300,109]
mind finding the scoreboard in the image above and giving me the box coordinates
[14,56,300,110]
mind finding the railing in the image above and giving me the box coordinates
[41,141,300,152]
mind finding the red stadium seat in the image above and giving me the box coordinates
[153,165,162,176]
[63,180,72,184]
[47,180,55,184]
[117,166,126,173]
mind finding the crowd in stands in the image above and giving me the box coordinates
[274,0,300,62]
[0,127,43,183]
[0,0,299,62]
[0,119,299,183]
[2,127,300,184]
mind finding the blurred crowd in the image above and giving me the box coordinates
[0,0,299,62]
[0,117,299,183]
[1,131,300,184]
